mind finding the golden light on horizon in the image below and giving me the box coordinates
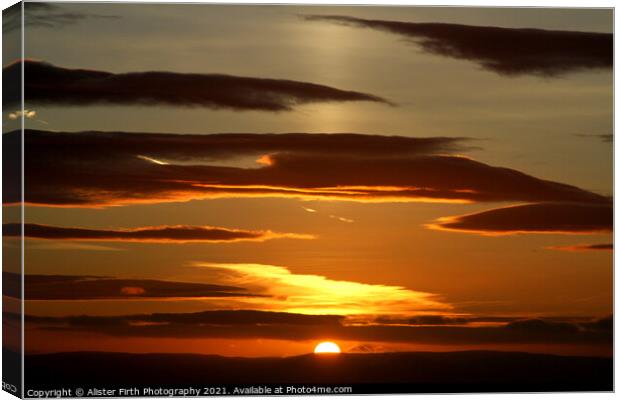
[314,342,341,354]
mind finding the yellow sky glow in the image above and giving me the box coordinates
[194,262,452,316]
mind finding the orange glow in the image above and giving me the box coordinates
[256,154,274,166]
[120,286,146,296]
[314,342,341,354]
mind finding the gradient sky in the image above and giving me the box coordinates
[2,3,613,357]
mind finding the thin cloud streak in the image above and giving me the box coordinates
[547,243,613,252]
[576,134,613,143]
[4,223,315,243]
[428,202,613,235]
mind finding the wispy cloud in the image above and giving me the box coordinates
[305,15,612,77]
[330,215,354,223]
[3,3,120,33]
[301,206,354,223]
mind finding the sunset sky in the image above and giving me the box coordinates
[2,3,612,358]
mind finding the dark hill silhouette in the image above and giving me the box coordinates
[22,350,612,392]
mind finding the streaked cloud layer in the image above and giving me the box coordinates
[305,15,612,76]
[16,309,611,347]
[7,130,606,208]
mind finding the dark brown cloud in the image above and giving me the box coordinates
[548,243,613,252]
[8,129,607,207]
[20,309,612,346]
[4,60,390,111]
[4,223,313,243]
[305,15,612,77]
[3,272,253,300]
[429,202,612,235]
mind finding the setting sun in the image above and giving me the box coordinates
[314,342,341,354]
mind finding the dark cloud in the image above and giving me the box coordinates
[503,319,580,335]
[576,134,613,143]
[15,129,470,161]
[347,343,388,353]
[3,3,120,34]
[4,223,313,243]
[548,243,613,252]
[21,309,343,327]
[4,60,390,111]
[3,272,252,300]
[375,315,469,325]
[8,129,607,207]
[20,309,612,347]
[305,15,612,77]
[373,315,516,326]
[430,202,612,235]
[2,127,21,206]
[580,315,613,332]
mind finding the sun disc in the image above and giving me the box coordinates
[314,341,341,354]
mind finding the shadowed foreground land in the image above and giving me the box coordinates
[23,350,612,392]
